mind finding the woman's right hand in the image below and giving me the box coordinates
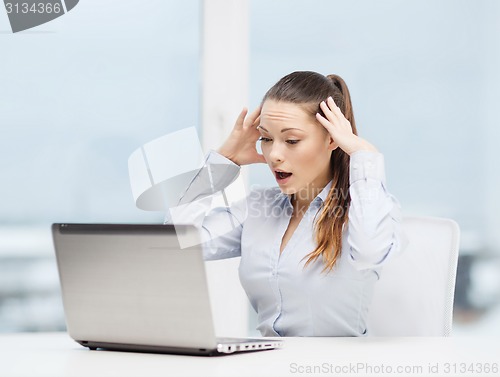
[217,106,267,166]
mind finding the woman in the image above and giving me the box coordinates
[165,71,404,337]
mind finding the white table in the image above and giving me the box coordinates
[0,332,499,377]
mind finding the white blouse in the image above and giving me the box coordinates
[164,150,405,337]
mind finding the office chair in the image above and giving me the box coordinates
[368,216,460,336]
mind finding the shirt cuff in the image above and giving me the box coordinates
[205,149,241,187]
[176,150,241,206]
[206,149,239,167]
[349,150,386,186]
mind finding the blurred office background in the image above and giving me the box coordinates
[0,0,499,336]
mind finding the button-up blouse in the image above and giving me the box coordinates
[164,150,405,337]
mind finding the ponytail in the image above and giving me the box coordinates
[303,74,358,273]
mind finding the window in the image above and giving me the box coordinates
[0,0,200,331]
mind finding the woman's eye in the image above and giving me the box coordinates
[258,137,298,145]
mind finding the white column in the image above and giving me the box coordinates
[201,0,250,337]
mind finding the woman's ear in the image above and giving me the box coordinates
[328,135,339,151]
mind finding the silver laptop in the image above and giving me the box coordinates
[52,223,283,356]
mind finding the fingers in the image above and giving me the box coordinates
[319,102,336,127]
[244,105,262,128]
[316,112,333,132]
[252,115,261,128]
[326,96,344,119]
[317,97,342,133]
[319,97,351,131]
[235,107,248,129]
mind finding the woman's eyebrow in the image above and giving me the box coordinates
[258,126,305,133]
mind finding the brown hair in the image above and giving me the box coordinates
[261,71,358,272]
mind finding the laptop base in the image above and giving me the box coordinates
[77,338,282,357]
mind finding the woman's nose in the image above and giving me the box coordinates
[268,144,284,162]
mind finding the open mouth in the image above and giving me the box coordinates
[275,171,293,181]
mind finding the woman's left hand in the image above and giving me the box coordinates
[316,96,378,155]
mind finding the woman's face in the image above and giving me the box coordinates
[258,100,337,198]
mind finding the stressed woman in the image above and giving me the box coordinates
[165,71,405,337]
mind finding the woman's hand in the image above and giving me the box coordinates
[316,96,378,155]
[217,106,267,166]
